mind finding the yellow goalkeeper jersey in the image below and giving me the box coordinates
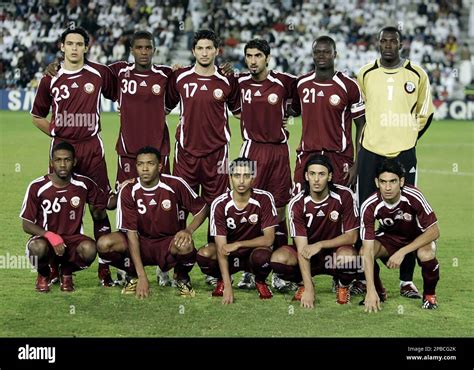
[357,58,434,157]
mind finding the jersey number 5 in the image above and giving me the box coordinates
[137,199,147,214]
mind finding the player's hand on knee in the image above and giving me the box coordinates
[301,243,321,260]
[44,231,66,256]
[387,250,405,269]
[174,229,192,249]
[223,242,240,255]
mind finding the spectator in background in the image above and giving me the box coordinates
[459,43,472,86]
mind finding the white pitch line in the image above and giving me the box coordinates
[418,169,474,177]
[419,143,474,148]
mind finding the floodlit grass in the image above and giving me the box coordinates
[0,110,472,337]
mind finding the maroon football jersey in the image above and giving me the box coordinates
[360,184,438,245]
[20,173,108,236]
[166,66,241,157]
[289,184,359,242]
[210,189,278,242]
[291,71,365,157]
[31,60,115,141]
[117,174,206,239]
[238,70,297,143]
[109,62,172,157]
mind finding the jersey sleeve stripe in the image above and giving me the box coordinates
[253,189,278,216]
[19,176,45,219]
[161,174,199,198]
[359,195,378,240]
[297,72,316,88]
[288,192,304,237]
[116,182,132,230]
[419,220,438,233]
[403,187,433,214]
[420,80,432,116]
[209,194,228,236]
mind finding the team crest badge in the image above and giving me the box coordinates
[329,94,341,106]
[404,81,416,93]
[161,199,171,211]
[329,210,339,222]
[403,213,412,221]
[267,93,278,104]
[152,84,161,95]
[213,88,224,100]
[84,83,95,94]
[249,214,259,224]
[70,196,80,208]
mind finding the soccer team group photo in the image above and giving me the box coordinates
[0,0,472,343]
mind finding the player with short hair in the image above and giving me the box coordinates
[272,154,360,308]
[291,35,365,190]
[360,159,440,312]
[45,30,175,286]
[20,142,114,292]
[108,31,172,186]
[31,26,116,286]
[166,29,241,207]
[108,31,177,287]
[96,146,208,299]
[236,38,297,291]
[196,158,277,304]
[166,29,240,288]
[357,26,435,299]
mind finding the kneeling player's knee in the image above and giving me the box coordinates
[197,244,215,259]
[91,208,107,221]
[271,248,290,264]
[96,235,112,253]
[177,241,195,255]
[251,248,272,265]
[28,239,49,258]
[416,243,435,262]
[78,241,97,263]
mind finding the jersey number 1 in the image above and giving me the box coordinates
[387,85,394,101]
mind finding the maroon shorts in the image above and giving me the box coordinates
[51,135,111,193]
[115,155,170,189]
[173,144,229,205]
[375,235,410,257]
[120,232,176,272]
[240,141,292,208]
[293,150,353,193]
[280,244,356,277]
[27,234,95,269]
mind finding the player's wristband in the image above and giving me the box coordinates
[44,231,64,248]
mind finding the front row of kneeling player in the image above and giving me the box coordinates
[20,142,440,310]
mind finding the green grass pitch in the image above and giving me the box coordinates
[0,110,472,337]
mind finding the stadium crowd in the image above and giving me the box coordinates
[0,0,471,100]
